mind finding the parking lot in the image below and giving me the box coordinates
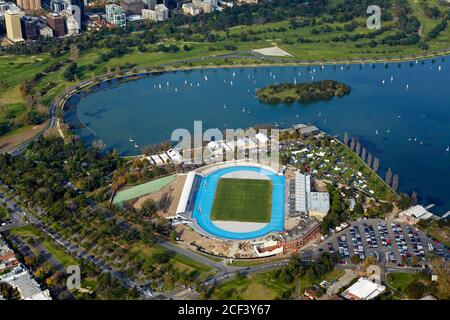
[316,219,449,266]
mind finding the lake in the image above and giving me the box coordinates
[64,57,450,215]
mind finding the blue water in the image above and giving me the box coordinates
[192,166,285,240]
[67,58,450,215]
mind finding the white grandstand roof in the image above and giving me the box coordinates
[176,171,196,214]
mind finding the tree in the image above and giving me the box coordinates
[141,199,157,217]
[373,157,380,173]
[367,153,373,168]
[115,66,122,77]
[355,142,361,157]
[70,44,79,63]
[405,281,426,299]
[92,139,106,151]
[411,191,418,205]
[343,132,349,146]
[361,148,367,162]
[350,138,355,151]
[392,174,399,191]
[385,168,393,186]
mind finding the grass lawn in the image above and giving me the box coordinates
[386,272,423,293]
[211,178,272,223]
[210,272,292,300]
[128,242,212,276]
[9,225,78,267]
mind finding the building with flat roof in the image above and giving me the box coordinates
[182,2,201,15]
[46,13,66,37]
[141,3,168,21]
[281,217,321,253]
[120,0,145,15]
[399,205,433,224]
[342,277,385,300]
[106,3,126,27]
[16,0,41,11]
[21,15,38,40]
[0,265,52,300]
[5,10,24,42]
[291,172,330,217]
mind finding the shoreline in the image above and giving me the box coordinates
[4,50,450,155]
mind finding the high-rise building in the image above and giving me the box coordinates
[142,3,168,21]
[50,0,67,13]
[21,16,39,40]
[16,0,41,11]
[5,10,24,42]
[143,0,156,10]
[0,15,5,36]
[162,0,177,10]
[69,0,84,22]
[120,0,144,15]
[46,12,65,36]
[105,4,126,28]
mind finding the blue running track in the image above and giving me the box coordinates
[192,166,285,240]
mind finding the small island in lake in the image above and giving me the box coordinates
[256,80,351,104]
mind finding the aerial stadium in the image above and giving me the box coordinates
[175,162,285,240]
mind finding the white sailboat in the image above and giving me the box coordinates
[386,128,391,133]
[204,75,208,81]
[382,80,385,84]
[438,66,442,72]
[390,76,394,82]
[232,72,236,77]
[446,146,449,152]
[134,143,139,148]
[406,84,409,90]
[129,137,134,142]
[375,129,379,135]
[230,81,233,86]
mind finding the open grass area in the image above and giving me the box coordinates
[211,178,272,223]
[9,225,78,267]
[210,272,292,300]
[387,272,418,293]
[128,242,212,276]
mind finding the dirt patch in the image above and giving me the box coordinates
[132,175,186,217]
[0,121,48,153]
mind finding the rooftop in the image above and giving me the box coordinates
[342,277,386,300]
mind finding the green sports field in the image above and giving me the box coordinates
[210,178,272,223]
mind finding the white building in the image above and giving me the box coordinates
[182,2,201,15]
[293,172,330,215]
[39,25,53,37]
[399,205,434,224]
[342,277,385,300]
[0,265,51,300]
[105,3,126,27]
[141,3,168,21]
[64,11,80,35]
